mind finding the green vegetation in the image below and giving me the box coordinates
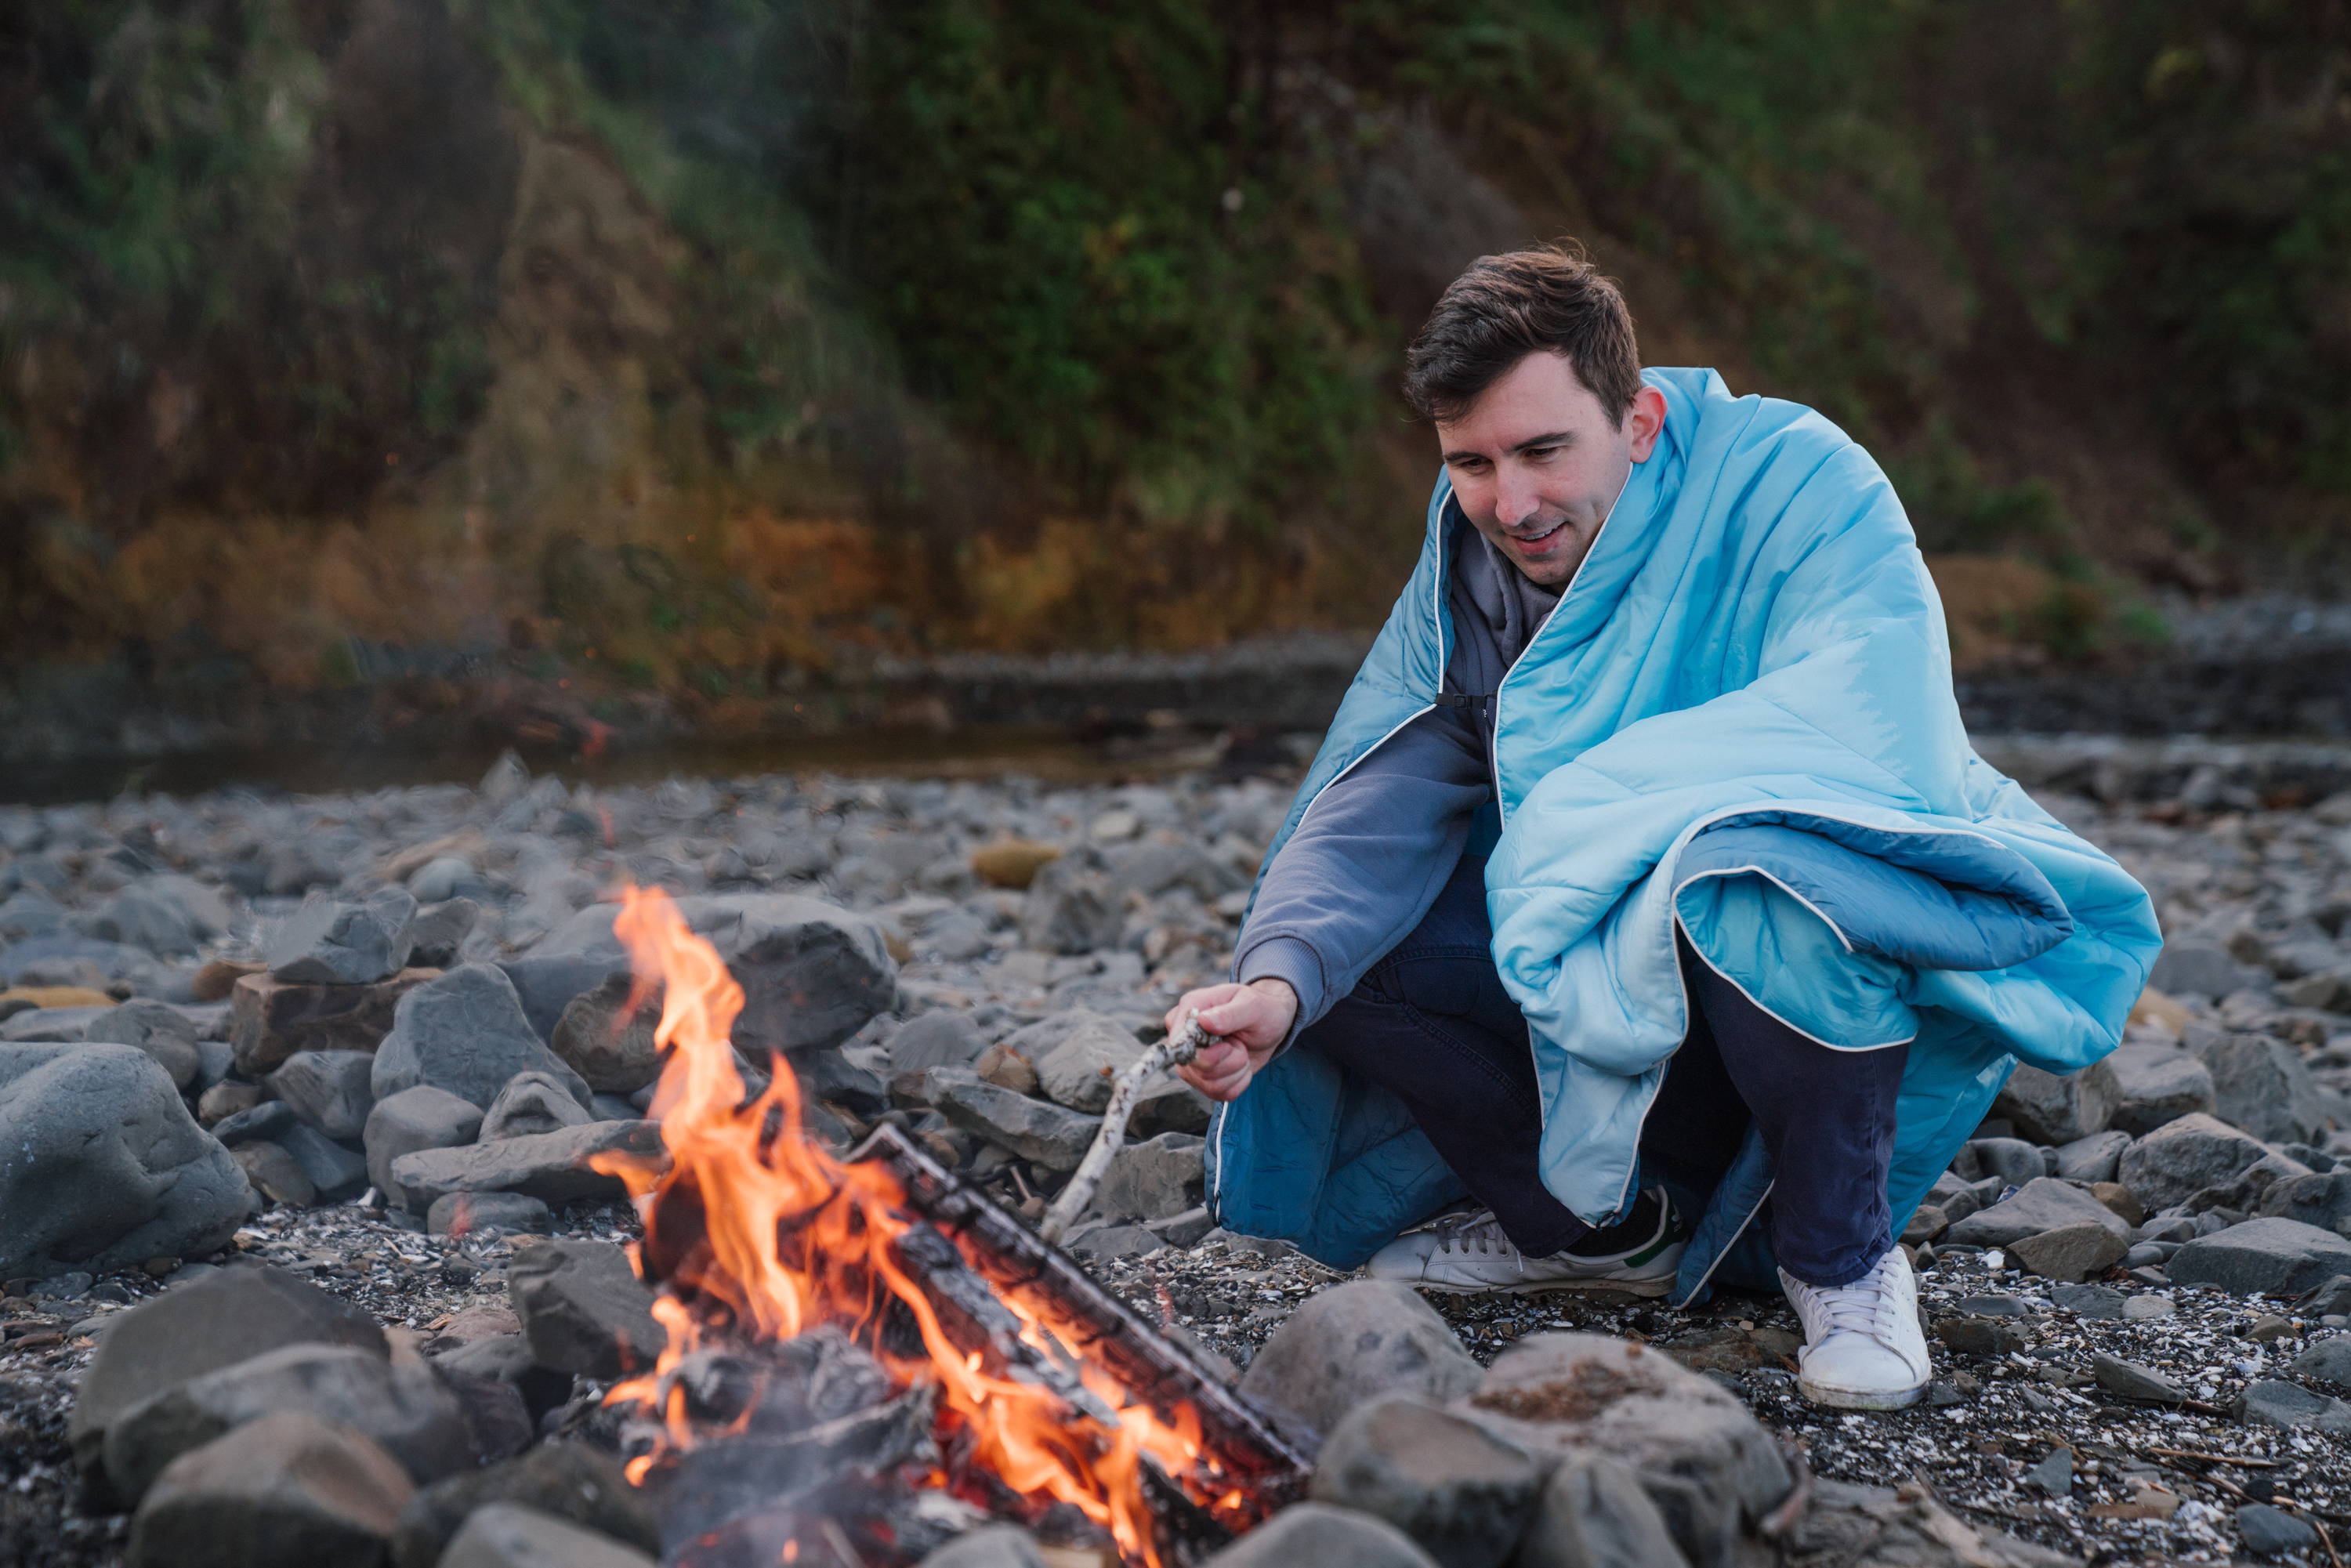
[3,0,2348,682]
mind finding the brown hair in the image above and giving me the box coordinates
[1402,243,1642,426]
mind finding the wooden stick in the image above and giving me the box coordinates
[1038,1013,1207,1245]
[2148,1447,2281,1469]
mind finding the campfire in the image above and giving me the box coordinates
[590,886,1307,1565]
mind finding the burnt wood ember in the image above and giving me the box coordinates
[845,1123,1313,1512]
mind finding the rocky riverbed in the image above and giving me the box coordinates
[5,740,2351,1566]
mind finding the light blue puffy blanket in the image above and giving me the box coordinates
[1207,367,2161,1298]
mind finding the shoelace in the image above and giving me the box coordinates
[1808,1260,1906,1342]
[1429,1209,1512,1257]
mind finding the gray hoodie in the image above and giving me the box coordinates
[1233,526,1559,1034]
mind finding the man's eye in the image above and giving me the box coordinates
[1527,446,1562,461]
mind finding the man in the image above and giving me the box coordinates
[1168,247,2159,1410]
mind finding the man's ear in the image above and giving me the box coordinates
[1626,385,1668,462]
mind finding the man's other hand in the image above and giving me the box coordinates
[1167,979,1297,1103]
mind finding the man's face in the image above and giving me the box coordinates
[1436,352,1667,588]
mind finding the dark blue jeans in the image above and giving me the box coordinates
[1295,846,1909,1287]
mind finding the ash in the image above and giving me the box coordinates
[6,734,2351,1566]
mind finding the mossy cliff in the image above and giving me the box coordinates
[3,1,2346,751]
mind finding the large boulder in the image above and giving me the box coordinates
[1310,1396,1541,1568]
[230,968,439,1075]
[0,1041,248,1282]
[932,1077,1100,1171]
[2168,1218,2351,1298]
[268,887,418,985]
[371,965,592,1112]
[1458,1334,1791,1568]
[364,1085,484,1198]
[1089,1132,1205,1222]
[479,1071,596,1141]
[2197,1033,2334,1146]
[2104,1045,2215,1135]
[1199,1504,1441,1568]
[72,1266,386,1487]
[267,1051,378,1142]
[104,1342,471,1504]
[1238,1281,1482,1444]
[125,1411,414,1568]
[439,1502,658,1568]
[506,1240,665,1382]
[388,1440,656,1568]
[1943,1177,2129,1249]
[2116,1112,2275,1213]
[84,999,203,1092]
[538,894,896,1055]
[1992,1060,2117,1146]
[549,974,665,1095]
[388,1121,665,1211]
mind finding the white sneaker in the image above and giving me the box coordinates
[1366,1195,1684,1296]
[1780,1248,1932,1410]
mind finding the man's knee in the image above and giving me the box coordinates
[1355,945,1508,1019]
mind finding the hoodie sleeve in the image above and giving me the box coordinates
[1232,704,1493,1038]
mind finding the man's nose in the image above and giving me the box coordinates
[1495,465,1541,530]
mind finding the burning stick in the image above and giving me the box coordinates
[1039,1013,1208,1246]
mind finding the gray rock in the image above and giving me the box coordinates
[1067,1222,1164,1261]
[2089,1353,2185,1403]
[364,1085,484,1200]
[2023,1447,2073,1496]
[71,1264,386,1484]
[496,954,629,1045]
[83,1000,201,1091]
[388,1440,654,1568]
[1200,1503,1441,1568]
[438,1501,657,1568]
[1129,1077,1215,1138]
[2237,1502,2319,1558]
[2257,1170,2351,1230]
[1945,1177,2128,1248]
[914,1525,1048,1567]
[2052,1130,2133,1185]
[1993,1059,2117,1146]
[2048,1283,2127,1319]
[1018,852,1122,954]
[404,897,480,969]
[2183,1149,2316,1215]
[2117,1112,2275,1212]
[1310,1395,1540,1568]
[889,1009,988,1074]
[1004,1010,1147,1114]
[276,1123,369,1198]
[267,888,416,986]
[230,969,433,1075]
[2237,1378,2351,1433]
[2200,1032,2334,1145]
[428,1191,554,1237]
[210,1099,294,1146]
[1460,1334,1791,1568]
[548,974,664,1095]
[2009,1222,2128,1284]
[2105,1045,2216,1135]
[933,1077,1101,1171]
[480,1070,597,1141]
[105,1342,470,1504]
[389,1120,664,1211]
[126,1410,413,1568]
[538,893,896,1054]
[1962,1136,2046,1190]
[1515,1450,1690,1568]
[2168,1217,2351,1297]
[508,1239,665,1382]
[1238,1280,1482,1445]
[2151,939,2264,1001]
[2288,1335,2351,1388]
[371,965,592,1112]
[0,1041,248,1283]
[1091,1132,1205,1222]
[267,1051,377,1141]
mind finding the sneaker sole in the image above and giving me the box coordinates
[1404,1274,1677,1298]
[1795,1374,1927,1410]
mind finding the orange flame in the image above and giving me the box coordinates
[592,886,1212,1563]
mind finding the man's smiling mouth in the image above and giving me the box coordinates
[1505,519,1567,548]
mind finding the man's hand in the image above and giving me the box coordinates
[1168,978,1297,1103]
